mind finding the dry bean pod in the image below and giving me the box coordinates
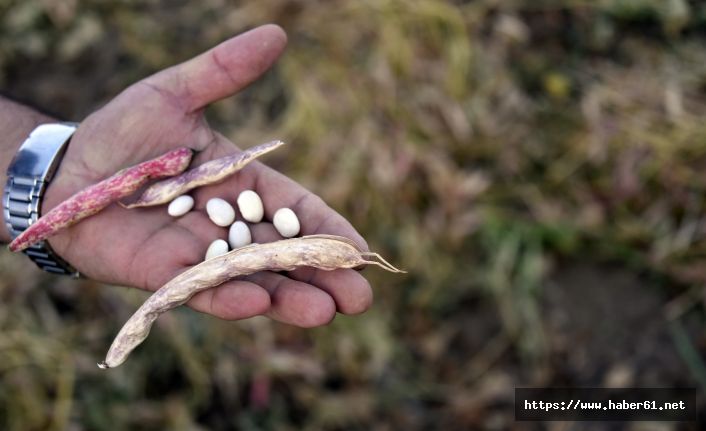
[126,140,284,208]
[99,234,404,369]
[9,147,193,252]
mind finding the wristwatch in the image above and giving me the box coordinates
[3,122,80,277]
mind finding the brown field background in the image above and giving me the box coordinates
[1,0,706,430]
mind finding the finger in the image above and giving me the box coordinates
[247,222,372,315]
[246,271,337,328]
[144,24,287,112]
[186,280,271,320]
[288,267,373,315]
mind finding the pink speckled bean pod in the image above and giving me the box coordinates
[125,140,285,208]
[9,147,194,252]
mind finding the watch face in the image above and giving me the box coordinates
[9,124,76,179]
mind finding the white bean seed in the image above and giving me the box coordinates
[167,195,194,217]
[236,190,264,223]
[206,198,235,227]
[273,208,300,238]
[205,239,229,260]
[228,221,252,249]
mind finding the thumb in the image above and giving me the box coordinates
[144,24,287,112]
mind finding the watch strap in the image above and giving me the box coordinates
[4,123,80,277]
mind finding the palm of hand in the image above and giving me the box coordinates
[40,25,373,327]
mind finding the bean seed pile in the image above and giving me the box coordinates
[172,189,302,262]
[6,141,404,369]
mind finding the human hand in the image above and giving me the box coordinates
[42,24,373,327]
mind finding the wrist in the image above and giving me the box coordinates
[0,97,54,243]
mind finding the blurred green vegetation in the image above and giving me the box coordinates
[2,0,706,429]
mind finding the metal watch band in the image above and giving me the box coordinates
[3,123,79,277]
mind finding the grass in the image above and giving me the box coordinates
[1,0,706,429]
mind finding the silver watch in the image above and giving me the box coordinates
[3,122,79,277]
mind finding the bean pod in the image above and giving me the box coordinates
[9,147,194,252]
[126,140,284,208]
[99,234,403,369]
